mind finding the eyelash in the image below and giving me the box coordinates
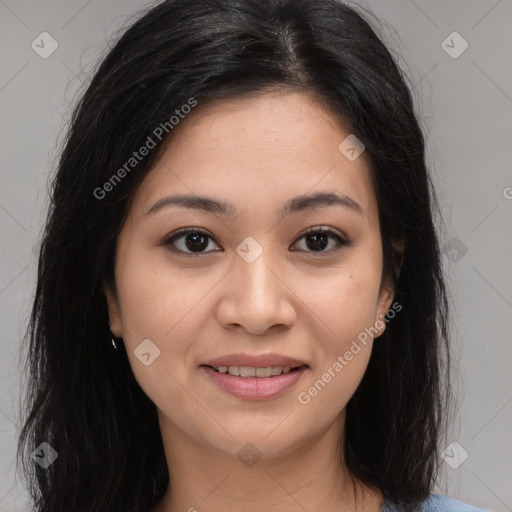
[162,226,353,257]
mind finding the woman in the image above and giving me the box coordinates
[18,0,486,511]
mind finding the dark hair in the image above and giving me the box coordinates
[17,0,452,510]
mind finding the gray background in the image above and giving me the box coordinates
[0,0,511,510]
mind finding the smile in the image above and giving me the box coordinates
[200,364,308,400]
[210,365,296,377]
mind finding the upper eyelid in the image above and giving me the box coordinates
[167,227,212,237]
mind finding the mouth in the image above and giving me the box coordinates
[199,353,309,399]
[202,364,308,378]
[200,363,308,400]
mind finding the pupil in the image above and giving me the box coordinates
[306,232,328,251]
[185,233,208,251]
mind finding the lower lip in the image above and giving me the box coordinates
[200,365,308,400]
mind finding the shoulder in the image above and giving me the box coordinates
[381,493,489,512]
[417,494,489,512]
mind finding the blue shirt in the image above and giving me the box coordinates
[380,493,488,511]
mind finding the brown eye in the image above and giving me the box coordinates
[291,227,352,255]
[162,226,352,257]
[164,228,221,255]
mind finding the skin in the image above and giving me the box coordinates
[105,90,400,512]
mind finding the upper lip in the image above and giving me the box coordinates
[202,353,308,368]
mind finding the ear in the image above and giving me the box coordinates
[103,281,123,338]
[374,239,405,337]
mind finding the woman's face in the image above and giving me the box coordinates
[105,91,396,461]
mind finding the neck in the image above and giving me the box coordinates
[153,411,383,512]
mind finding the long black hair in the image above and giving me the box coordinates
[17,0,452,510]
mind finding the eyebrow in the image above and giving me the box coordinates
[144,191,363,218]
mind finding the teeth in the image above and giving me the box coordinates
[240,366,256,377]
[256,367,271,378]
[214,365,294,377]
[227,366,240,376]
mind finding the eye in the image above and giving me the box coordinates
[162,226,352,257]
[290,227,352,255]
[163,228,221,256]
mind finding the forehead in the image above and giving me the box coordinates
[130,91,377,222]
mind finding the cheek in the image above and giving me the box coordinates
[113,246,211,406]
[115,253,173,338]
[294,268,380,418]
[297,256,383,345]
[114,240,229,366]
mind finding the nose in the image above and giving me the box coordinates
[216,246,297,335]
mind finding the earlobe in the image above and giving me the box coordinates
[376,277,394,334]
[375,239,405,335]
[103,282,122,338]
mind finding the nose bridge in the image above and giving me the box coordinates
[219,235,296,333]
[234,236,280,308]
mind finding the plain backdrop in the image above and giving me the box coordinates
[0,0,511,510]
